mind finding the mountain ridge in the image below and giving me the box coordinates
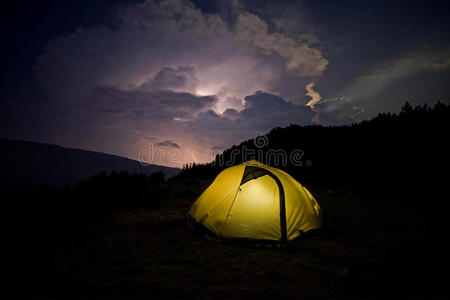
[0,138,180,190]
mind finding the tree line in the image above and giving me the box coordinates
[178,102,450,201]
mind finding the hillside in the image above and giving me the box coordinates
[179,102,450,200]
[0,138,180,190]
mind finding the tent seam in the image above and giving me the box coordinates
[219,166,246,235]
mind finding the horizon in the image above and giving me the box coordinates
[2,100,443,169]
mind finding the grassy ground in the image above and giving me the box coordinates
[8,178,449,299]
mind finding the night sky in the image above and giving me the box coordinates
[1,0,449,167]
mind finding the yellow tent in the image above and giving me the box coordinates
[188,160,322,241]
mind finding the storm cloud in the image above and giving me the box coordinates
[2,0,448,167]
[31,0,330,165]
[157,140,181,148]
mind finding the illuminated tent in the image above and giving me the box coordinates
[188,160,322,241]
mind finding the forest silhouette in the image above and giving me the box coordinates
[179,102,449,202]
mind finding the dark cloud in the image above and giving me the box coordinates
[139,66,199,92]
[241,92,315,130]
[244,91,293,114]
[90,86,215,121]
[157,140,181,148]
[185,91,315,145]
[222,108,240,120]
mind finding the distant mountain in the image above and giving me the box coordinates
[0,138,180,190]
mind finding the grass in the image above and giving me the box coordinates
[6,178,449,299]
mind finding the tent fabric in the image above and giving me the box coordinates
[240,166,271,185]
[188,160,323,241]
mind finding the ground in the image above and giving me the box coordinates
[9,178,449,299]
